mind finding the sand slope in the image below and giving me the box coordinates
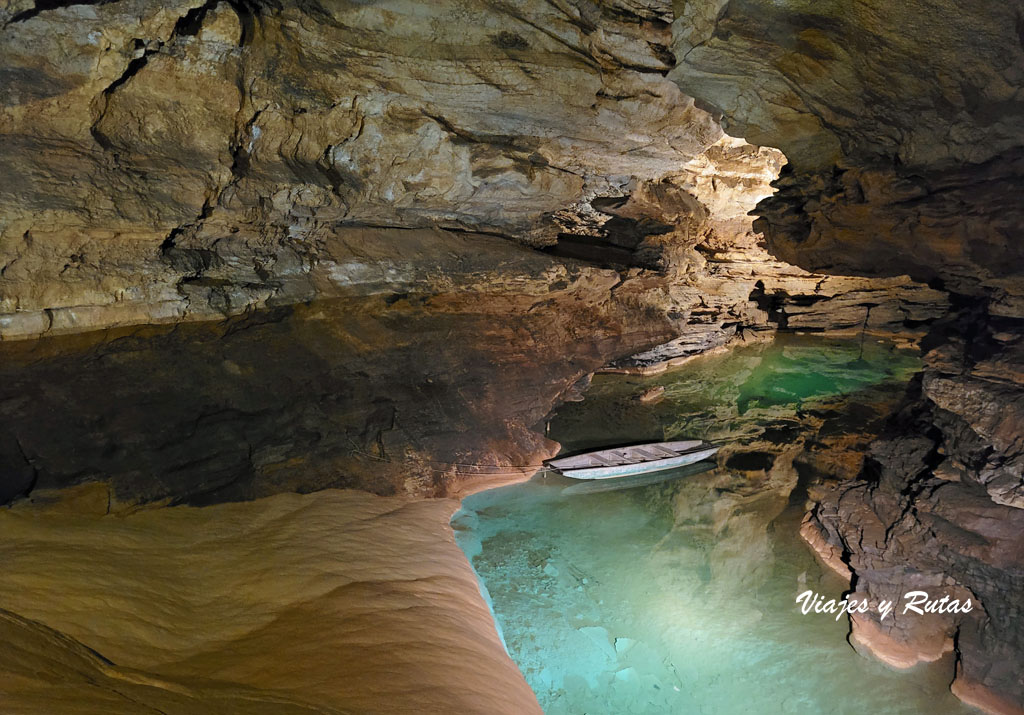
[0,487,540,714]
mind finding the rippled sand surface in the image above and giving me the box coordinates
[0,487,540,714]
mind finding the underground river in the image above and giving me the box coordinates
[453,335,973,714]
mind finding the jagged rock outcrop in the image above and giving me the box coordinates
[800,309,1024,715]
[671,0,1024,300]
[803,369,1024,714]
[670,2,1024,710]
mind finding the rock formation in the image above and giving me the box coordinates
[670,1,1024,710]
[0,0,947,503]
[1,0,1021,712]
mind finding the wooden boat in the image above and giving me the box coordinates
[545,440,719,480]
[561,460,716,496]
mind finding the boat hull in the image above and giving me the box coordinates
[554,446,719,480]
[561,460,717,495]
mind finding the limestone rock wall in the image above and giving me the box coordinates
[0,0,1018,710]
[1,0,725,337]
[0,0,948,504]
[669,1,1024,710]
[0,227,684,505]
[671,0,1024,300]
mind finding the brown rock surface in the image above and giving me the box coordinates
[804,377,1024,710]
[2,0,1020,709]
[0,0,948,505]
[1,0,722,336]
[669,2,1024,710]
[0,227,683,503]
[671,0,1024,299]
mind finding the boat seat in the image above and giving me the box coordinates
[612,450,644,464]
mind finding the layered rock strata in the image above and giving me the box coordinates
[1,0,725,338]
[1,1,1017,711]
[0,227,685,504]
[0,0,948,504]
[669,1,1024,710]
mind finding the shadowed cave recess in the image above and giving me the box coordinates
[0,0,1022,713]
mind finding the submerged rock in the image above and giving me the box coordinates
[636,385,666,403]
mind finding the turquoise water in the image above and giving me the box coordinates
[453,336,970,714]
[547,334,923,454]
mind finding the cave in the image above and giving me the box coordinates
[1,1,1022,713]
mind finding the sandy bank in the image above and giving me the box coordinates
[0,485,540,714]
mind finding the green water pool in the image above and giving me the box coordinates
[453,335,970,714]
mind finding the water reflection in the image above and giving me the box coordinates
[548,334,921,452]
